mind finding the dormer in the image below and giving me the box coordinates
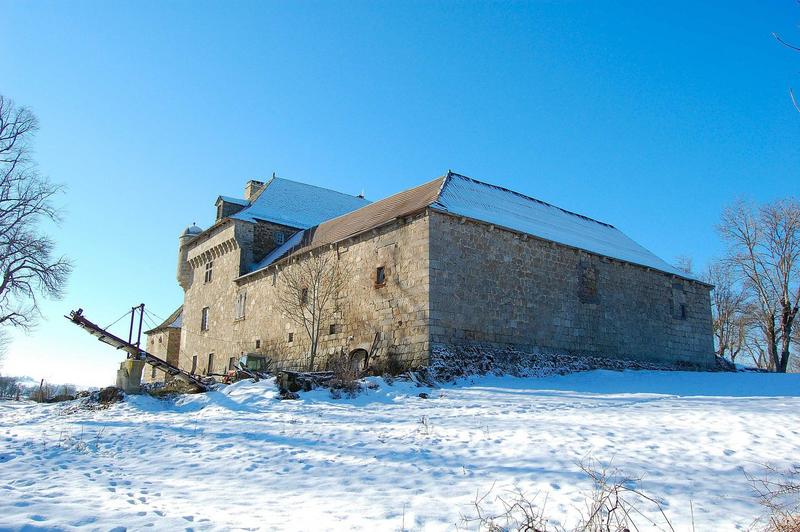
[215,196,248,221]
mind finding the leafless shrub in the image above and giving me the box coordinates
[417,415,434,437]
[0,374,20,399]
[460,462,674,532]
[576,461,674,532]
[327,351,361,398]
[748,465,800,531]
[29,379,54,402]
[461,482,551,531]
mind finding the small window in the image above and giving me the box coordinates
[201,307,210,331]
[375,266,386,286]
[235,290,247,320]
[680,304,687,320]
[255,339,261,349]
[191,355,198,374]
[329,324,341,335]
[207,353,214,374]
[300,287,308,305]
[158,336,162,344]
[228,356,236,371]
[204,261,213,283]
[274,231,285,245]
[288,332,294,343]
[151,366,157,378]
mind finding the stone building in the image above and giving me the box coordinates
[145,172,714,380]
[142,306,183,383]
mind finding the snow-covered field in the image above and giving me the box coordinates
[1,370,799,531]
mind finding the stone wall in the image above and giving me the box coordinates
[252,221,301,264]
[427,211,715,367]
[179,214,431,376]
[143,328,181,383]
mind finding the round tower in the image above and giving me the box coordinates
[177,224,202,290]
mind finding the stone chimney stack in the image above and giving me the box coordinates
[244,180,265,202]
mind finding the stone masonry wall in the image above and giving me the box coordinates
[143,328,181,383]
[179,214,431,376]
[252,221,301,264]
[428,211,715,367]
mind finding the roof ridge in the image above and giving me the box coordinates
[268,176,368,201]
[445,171,616,229]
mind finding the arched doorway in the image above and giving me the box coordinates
[349,349,369,372]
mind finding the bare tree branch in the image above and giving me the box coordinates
[0,95,71,333]
[718,199,800,372]
[275,251,348,371]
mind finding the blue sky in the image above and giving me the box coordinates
[1,1,798,386]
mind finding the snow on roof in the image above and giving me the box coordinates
[231,177,370,228]
[181,224,203,237]
[238,172,694,281]
[249,229,306,272]
[433,173,692,279]
[144,306,183,335]
[217,195,249,206]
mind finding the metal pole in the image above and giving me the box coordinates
[128,306,135,345]
[136,303,145,349]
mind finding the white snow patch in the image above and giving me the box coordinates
[1,370,798,530]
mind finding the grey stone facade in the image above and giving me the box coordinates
[179,214,430,376]
[428,211,714,366]
[157,175,715,382]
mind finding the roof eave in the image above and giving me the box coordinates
[427,207,711,287]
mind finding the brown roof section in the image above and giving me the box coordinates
[292,175,445,254]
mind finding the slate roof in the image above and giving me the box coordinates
[239,172,695,281]
[229,177,370,228]
[144,306,183,335]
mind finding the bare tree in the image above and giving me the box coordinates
[0,95,70,333]
[773,29,800,113]
[276,251,348,371]
[675,255,694,276]
[704,260,750,363]
[719,199,800,372]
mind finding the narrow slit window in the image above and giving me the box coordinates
[288,332,294,343]
[235,290,247,320]
[376,266,386,286]
[201,307,209,331]
[228,356,236,371]
[207,353,214,374]
[204,261,214,283]
[300,287,308,305]
[191,355,198,374]
[255,339,261,349]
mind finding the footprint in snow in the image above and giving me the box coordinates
[723,449,736,456]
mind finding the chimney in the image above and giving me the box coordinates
[244,180,265,202]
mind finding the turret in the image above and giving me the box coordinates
[177,223,202,290]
